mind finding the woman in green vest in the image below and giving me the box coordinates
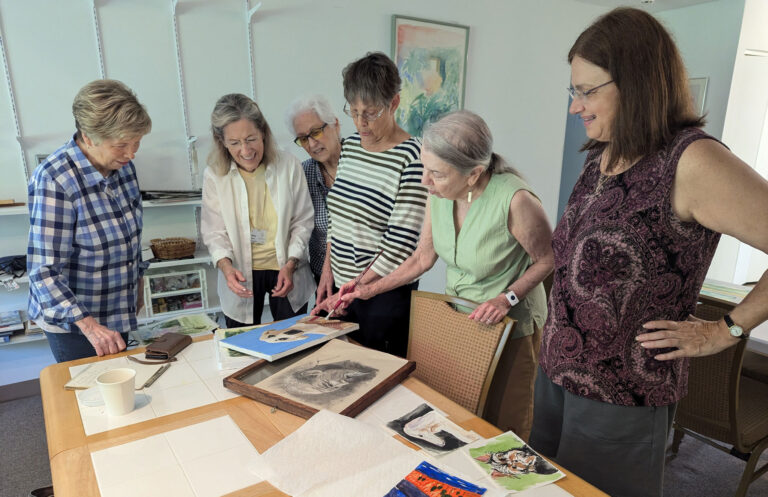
[338,110,554,440]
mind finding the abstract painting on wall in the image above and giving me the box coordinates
[391,15,469,137]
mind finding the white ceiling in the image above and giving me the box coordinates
[572,0,719,12]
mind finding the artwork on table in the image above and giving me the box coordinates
[391,15,469,137]
[466,432,564,492]
[688,77,708,115]
[385,460,486,497]
[219,313,359,361]
[132,312,218,345]
[224,339,415,418]
[386,403,479,456]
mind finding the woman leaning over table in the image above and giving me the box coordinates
[27,79,152,362]
[338,110,553,440]
[285,94,343,286]
[528,8,768,497]
[312,51,428,358]
[201,93,315,328]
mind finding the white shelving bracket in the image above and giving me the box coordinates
[89,0,106,78]
[0,11,29,183]
[170,0,199,189]
[245,1,262,99]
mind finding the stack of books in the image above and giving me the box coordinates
[0,310,24,343]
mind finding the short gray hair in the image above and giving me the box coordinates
[72,79,151,143]
[422,110,518,176]
[207,93,277,176]
[342,52,401,107]
[285,94,337,135]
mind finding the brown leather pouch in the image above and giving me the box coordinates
[143,332,192,363]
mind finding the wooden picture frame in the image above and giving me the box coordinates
[391,15,470,137]
[223,341,416,419]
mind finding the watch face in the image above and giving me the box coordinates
[729,325,744,338]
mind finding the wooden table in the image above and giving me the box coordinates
[40,337,607,497]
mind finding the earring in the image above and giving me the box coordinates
[467,189,473,203]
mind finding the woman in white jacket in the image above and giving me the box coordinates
[202,94,315,326]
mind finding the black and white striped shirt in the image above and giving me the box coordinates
[326,134,427,285]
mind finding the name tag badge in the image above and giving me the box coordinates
[251,228,267,245]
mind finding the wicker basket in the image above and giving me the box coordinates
[150,237,196,260]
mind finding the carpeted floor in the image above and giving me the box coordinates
[1,395,52,497]
[1,393,767,497]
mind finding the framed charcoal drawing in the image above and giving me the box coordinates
[223,339,416,419]
[391,15,469,137]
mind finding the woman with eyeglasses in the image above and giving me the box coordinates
[285,95,343,288]
[529,8,768,497]
[201,93,315,328]
[311,51,428,358]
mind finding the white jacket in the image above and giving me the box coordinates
[201,150,316,323]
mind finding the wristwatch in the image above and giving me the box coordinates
[724,314,747,339]
[504,290,519,308]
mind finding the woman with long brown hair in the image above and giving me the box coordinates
[530,8,768,497]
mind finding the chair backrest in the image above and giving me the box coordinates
[407,290,515,416]
[676,303,747,444]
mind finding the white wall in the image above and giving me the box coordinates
[656,0,745,141]
[709,0,768,283]
[0,0,607,221]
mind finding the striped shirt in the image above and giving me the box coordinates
[326,133,427,284]
[27,135,148,334]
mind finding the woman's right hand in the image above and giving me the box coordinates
[219,258,253,298]
[76,316,126,357]
[339,282,374,306]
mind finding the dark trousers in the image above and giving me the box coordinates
[529,366,676,497]
[45,330,131,363]
[225,269,307,328]
[336,281,418,358]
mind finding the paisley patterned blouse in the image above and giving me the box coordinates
[540,128,721,407]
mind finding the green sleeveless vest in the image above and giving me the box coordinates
[431,173,547,338]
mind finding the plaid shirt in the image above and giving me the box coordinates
[27,135,148,334]
[301,157,331,278]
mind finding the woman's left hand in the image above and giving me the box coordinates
[636,315,737,360]
[272,263,295,297]
[468,295,511,325]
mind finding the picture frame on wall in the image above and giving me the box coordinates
[391,15,469,137]
[688,77,708,115]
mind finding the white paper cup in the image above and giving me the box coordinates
[96,368,136,416]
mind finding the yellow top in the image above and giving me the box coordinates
[238,166,279,270]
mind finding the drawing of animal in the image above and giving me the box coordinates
[475,445,558,479]
[260,328,308,343]
[283,361,376,398]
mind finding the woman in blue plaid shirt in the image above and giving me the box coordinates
[27,80,152,362]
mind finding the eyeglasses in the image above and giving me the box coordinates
[224,136,261,149]
[567,80,614,101]
[343,103,386,123]
[294,123,328,147]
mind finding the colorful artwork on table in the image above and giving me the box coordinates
[133,313,218,345]
[466,432,564,492]
[219,314,358,361]
[391,15,469,137]
[256,339,409,412]
[386,403,479,456]
[384,461,486,497]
